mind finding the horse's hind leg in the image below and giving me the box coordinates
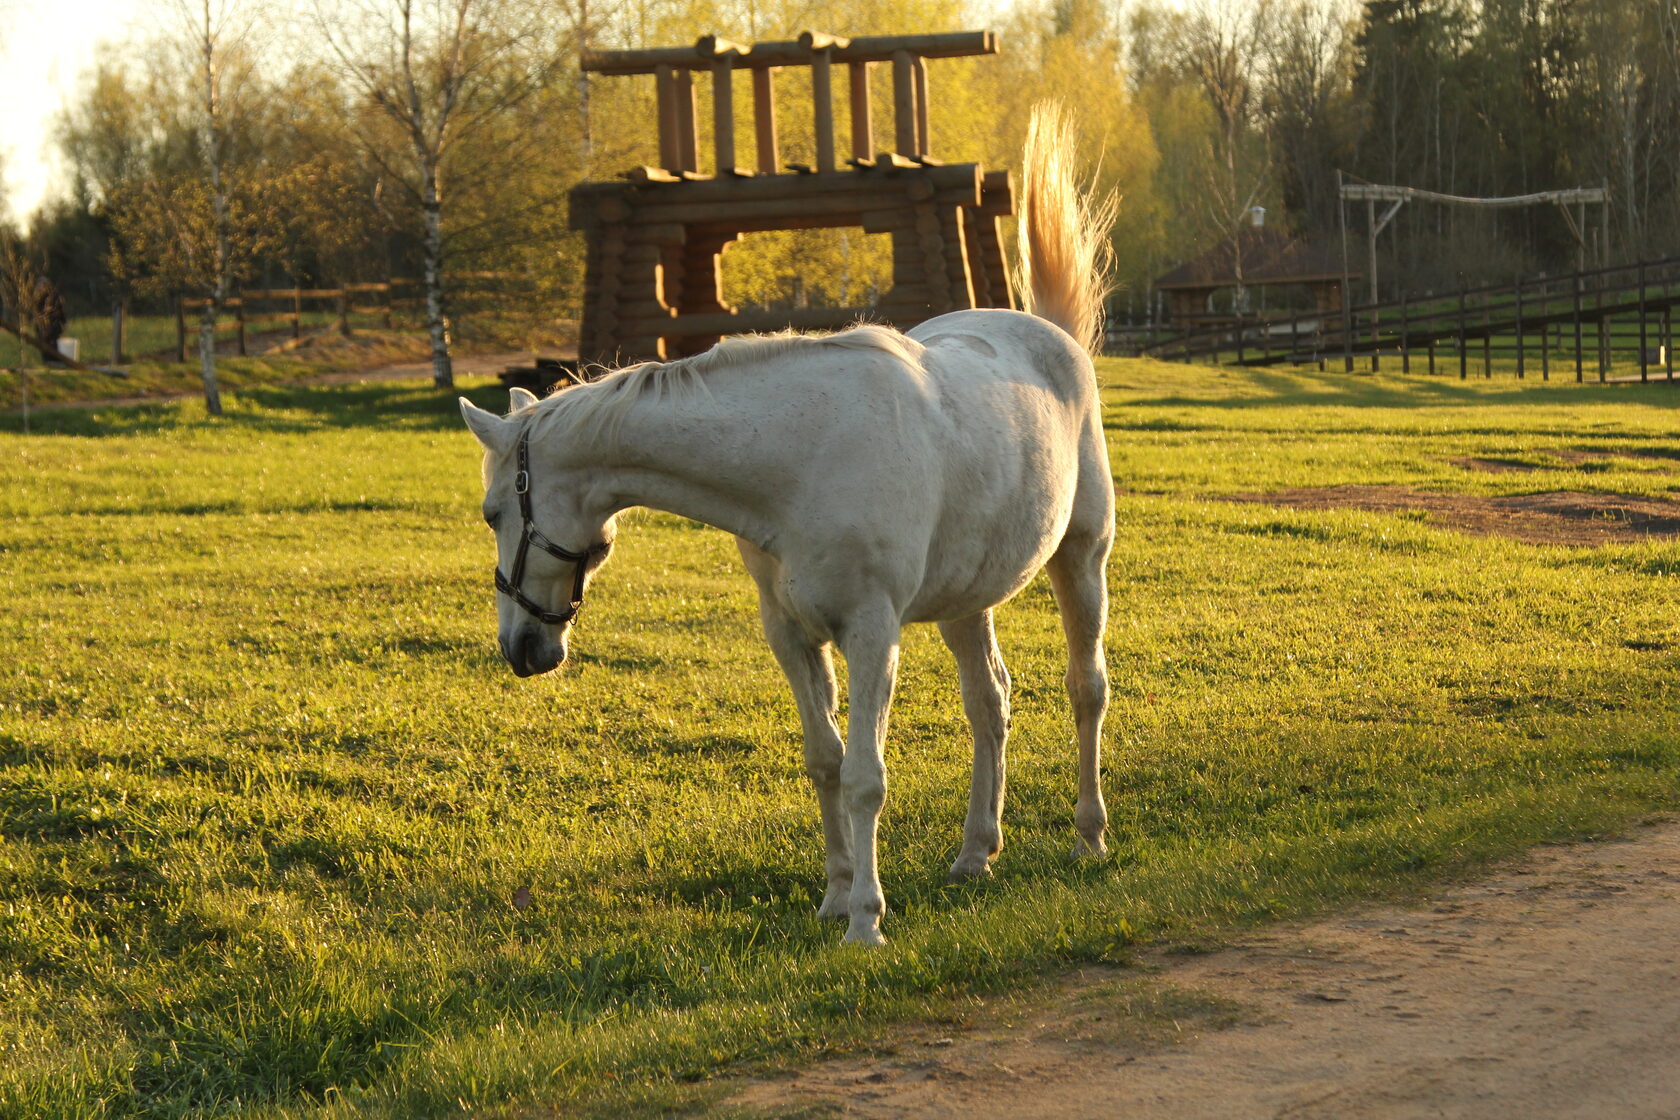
[1047,528,1112,858]
[738,543,853,920]
[938,611,1010,880]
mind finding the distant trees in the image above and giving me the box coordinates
[24,0,1680,361]
[313,0,569,388]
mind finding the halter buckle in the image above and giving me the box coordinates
[513,470,530,495]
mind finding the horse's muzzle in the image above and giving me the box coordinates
[503,629,565,677]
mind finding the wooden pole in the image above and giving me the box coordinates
[1639,260,1648,383]
[236,296,247,356]
[1366,197,1379,303]
[176,296,186,361]
[712,57,738,176]
[656,64,680,172]
[891,50,916,156]
[292,288,302,340]
[812,51,836,172]
[911,56,930,156]
[1573,269,1584,382]
[676,69,698,173]
[1514,276,1523,379]
[752,66,778,174]
[1458,285,1467,379]
[848,62,873,161]
[1667,304,1674,382]
[337,289,350,337]
[111,298,127,364]
[1400,292,1410,373]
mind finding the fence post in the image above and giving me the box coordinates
[293,287,302,341]
[1457,285,1468,380]
[1514,276,1524,379]
[111,298,126,364]
[1573,270,1584,382]
[1667,304,1674,382]
[337,288,350,337]
[236,296,247,357]
[1341,284,1353,372]
[175,296,187,361]
[1400,293,1410,374]
[1638,261,1648,383]
[1599,314,1609,381]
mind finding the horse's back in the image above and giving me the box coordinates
[909,308,1098,412]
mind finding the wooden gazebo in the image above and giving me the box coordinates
[570,31,1016,365]
[1155,227,1355,323]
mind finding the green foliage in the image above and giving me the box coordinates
[5,361,1680,1117]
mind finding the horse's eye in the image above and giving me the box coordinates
[484,513,500,530]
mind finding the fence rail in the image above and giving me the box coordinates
[1134,255,1680,383]
[173,274,537,360]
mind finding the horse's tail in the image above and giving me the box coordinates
[1014,102,1118,357]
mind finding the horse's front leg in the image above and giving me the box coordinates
[836,601,902,945]
[738,542,853,920]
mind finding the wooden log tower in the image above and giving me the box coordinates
[571,30,1014,365]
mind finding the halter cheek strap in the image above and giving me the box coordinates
[493,432,604,626]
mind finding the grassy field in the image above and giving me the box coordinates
[5,361,1680,1118]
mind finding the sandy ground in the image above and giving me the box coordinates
[728,817,1680,1119]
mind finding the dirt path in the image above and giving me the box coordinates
[728,817,1680,1119]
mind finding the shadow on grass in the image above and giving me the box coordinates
[0,378,515,438]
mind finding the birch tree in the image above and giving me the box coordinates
[315,0,563,389]
[172,0,256,417]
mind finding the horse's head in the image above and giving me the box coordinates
[459,388,615,677]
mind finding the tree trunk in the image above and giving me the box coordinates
[421,164,453,389]
[198,301,223,416]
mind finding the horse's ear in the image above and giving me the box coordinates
[507,386,539,413]
[459,397,516,454]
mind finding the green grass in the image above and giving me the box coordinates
[5,362,1680,1118]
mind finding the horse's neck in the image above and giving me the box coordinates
[558,374,783,547]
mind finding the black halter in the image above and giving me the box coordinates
[494,432,603,626]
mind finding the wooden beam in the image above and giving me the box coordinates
[656,64,679,172]
[892,51,917,156]
[675,69,698,172]
[849,62,873,161]
[584,30,998,75]
[752,66,778,174]
[712,57,738,175]
[912,56,929,156]
[811,50,836,173]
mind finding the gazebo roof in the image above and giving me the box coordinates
[1155,228,1355,290]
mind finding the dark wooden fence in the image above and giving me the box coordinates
[1133,255,1680,383]
[173,274,540,360]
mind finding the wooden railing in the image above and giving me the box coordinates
[1139,255,1680,382]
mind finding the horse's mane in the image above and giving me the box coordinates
[524,323,926,440]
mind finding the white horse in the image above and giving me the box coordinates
[460,105,1117,945]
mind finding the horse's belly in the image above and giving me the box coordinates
[904,505,1069,622]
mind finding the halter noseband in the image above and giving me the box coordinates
[493,432,603,626]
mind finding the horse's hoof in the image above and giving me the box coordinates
[947,857,994,881]
[842,924,887,946]
[1071,834,1108,860]
[816,895,849,921]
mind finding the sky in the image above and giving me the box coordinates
[0,0,146,225]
